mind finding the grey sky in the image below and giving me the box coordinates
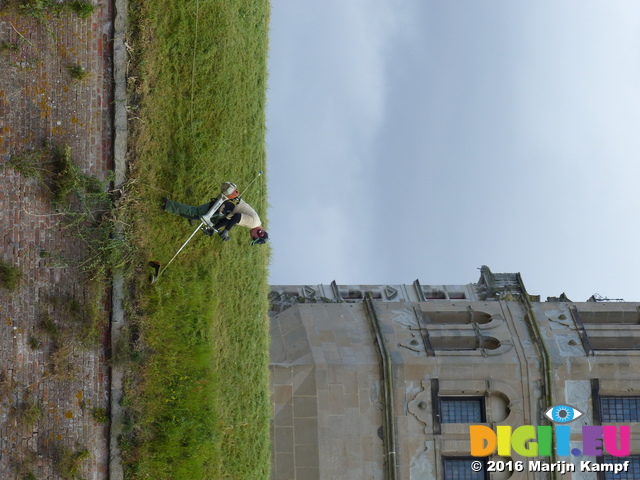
[265,1,640,301]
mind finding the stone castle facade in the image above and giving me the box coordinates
[268,266,640,479]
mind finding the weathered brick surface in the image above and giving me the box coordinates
[0,3,113,479]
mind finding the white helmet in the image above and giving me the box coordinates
[221,182,237,196]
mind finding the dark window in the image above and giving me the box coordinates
[440,397,485,423]
[364,290,382,299]
[443,457,487,480]
[600,396,640,422]
[340,289,363,300]
[587,336,640,350]
[448,292,467,299]
[424,289,446,299]
[599,455,640,480]
[579,310,640,325]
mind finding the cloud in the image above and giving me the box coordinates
[267,1,640,301]
[267,0,403,134]
[267,0,407,284]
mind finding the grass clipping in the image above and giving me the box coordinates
[0,259,22,292]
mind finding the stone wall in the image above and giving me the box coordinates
[270,274,640,479]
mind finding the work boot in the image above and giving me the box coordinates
[219,230,229,241]
[160,197,167,211]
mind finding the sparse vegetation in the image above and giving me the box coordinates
[91,407,109,423]
[56,446,90,479]
[50,293,104,346]
[6,147,51,180]
[17,398,43,428]
[7,143,106,207]
[40,293,108,378]
[0,259,22,292]
[0,41,19,53]
[8,142,134,285]
[50,144,86,205]
[15,0,95,21]
[41,312,61,339]
[68,0,95,18]
[49,339,78,380]
[13,449,39,480]
[67,64,90,82]
[1,1,126,478]
[28,334,41,350]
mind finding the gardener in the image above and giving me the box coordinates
[161,181,269,245]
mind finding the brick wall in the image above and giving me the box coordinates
[1,3,113,478]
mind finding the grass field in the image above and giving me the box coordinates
[122,0,271,478]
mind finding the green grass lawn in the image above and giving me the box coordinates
[122,0,271,478]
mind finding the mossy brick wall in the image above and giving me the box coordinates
[0,4,113,478]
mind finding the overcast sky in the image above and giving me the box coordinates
[265,1,640,302]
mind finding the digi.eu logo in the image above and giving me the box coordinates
[470,404,630,457]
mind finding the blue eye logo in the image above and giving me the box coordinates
[544,405,584,424]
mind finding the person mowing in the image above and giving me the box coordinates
[162,181,269,245]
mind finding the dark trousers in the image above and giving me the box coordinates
[214,213,242,232]
[164,199,214,220]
